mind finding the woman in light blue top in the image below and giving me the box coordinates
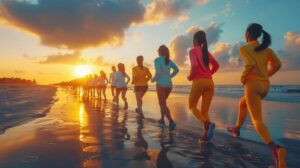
[152,45,179,130]
[115,63,131,110]
[109,66,117,101]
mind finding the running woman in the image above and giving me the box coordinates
[115,63,130,110]
[227,23,286,168]
[97,70,108,100]
[132,55,152,119]
[109,66,117,101]
[188,31,219,143]
[152,45,179,130]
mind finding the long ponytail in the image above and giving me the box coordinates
[255,30,271,51]
[193,31,209,68]
[246,23,272,52]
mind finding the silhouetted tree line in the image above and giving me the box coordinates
[0,77,37,85]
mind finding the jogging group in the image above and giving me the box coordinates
[73,23,287,168]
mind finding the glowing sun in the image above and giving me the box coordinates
[75,65,91,77]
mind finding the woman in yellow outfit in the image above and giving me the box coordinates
[132,55,152,119]
[227,23,286,168]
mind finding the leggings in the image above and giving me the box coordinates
[156,85,173,122]
[189,78,214,123]
[236,80,272,144]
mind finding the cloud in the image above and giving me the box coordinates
[212,41,245,71]
[144,0,209,24]
[39,51,86,65]
[278,31,300,70]
[169,23,223,66]
[0,0,145,49]
[91,56,115,67]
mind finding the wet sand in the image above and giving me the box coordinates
[0,87,299,168]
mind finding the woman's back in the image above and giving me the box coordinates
[240,41,281,82]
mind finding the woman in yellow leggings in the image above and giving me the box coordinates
[188,31,219,143]
[227,23,286,168]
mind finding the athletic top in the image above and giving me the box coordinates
[97,76,107,86]
[131,66,152,86]
[152,56,179,87]
[188,46,219,80]
[109,72,117,87]
[240,41,281,84]
[115,71,130,88]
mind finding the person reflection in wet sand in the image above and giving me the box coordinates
[133,117,150,160]
[157,131,174,168]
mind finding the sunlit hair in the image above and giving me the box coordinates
[111,66,116,72]
[246,23,271,51]
[117,63,126,76]
[158,45,170,65]
[193,31,209,68]
[100,70,106,79]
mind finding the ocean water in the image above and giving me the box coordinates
[140,85,300,103]
[0,84,57,133]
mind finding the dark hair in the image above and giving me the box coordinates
[193,31,209,68]
[117,63,126,76]
[246,23,271,51]
[100,70,106,79]
[111,66,116,72]
[136,55,144,69]
[158,45,170,65]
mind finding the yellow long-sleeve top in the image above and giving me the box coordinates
[240,41,281,84]
[131,66,152,86]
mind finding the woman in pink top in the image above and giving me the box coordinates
[188,30,219,143]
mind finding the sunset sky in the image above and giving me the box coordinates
[0,0,299,84]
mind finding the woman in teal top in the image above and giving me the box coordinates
[115,63,130,110]
[152,45,179,130]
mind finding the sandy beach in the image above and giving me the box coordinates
[0,87,299,168]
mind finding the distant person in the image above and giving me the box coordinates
[109,66,117,101]
[91,74,98,98]
[115,63,130,109]
[188,31,219,143]
[97,70,108,100]
[226,23,286,168]
[132,55,152,118]
[152,45,179,130]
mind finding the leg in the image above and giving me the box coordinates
[135,91,143,111]
[236,97,247,128]
[200,80,214,122]
[189,80,206,122]
[116,88,121,106]
[245,82,272,144]
[163,87,174,123]
[102,87,107,100]
[122,88,128,109]
[111,86,116,99]
[156,85,166,121]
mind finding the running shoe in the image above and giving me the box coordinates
[169,122,176,131]
[227,126,240,138]
[158,119,166,128]
[272,145,287,168]
[207,122,215,141]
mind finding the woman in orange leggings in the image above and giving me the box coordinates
[188,31,219,143]
[227,23,286,168]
